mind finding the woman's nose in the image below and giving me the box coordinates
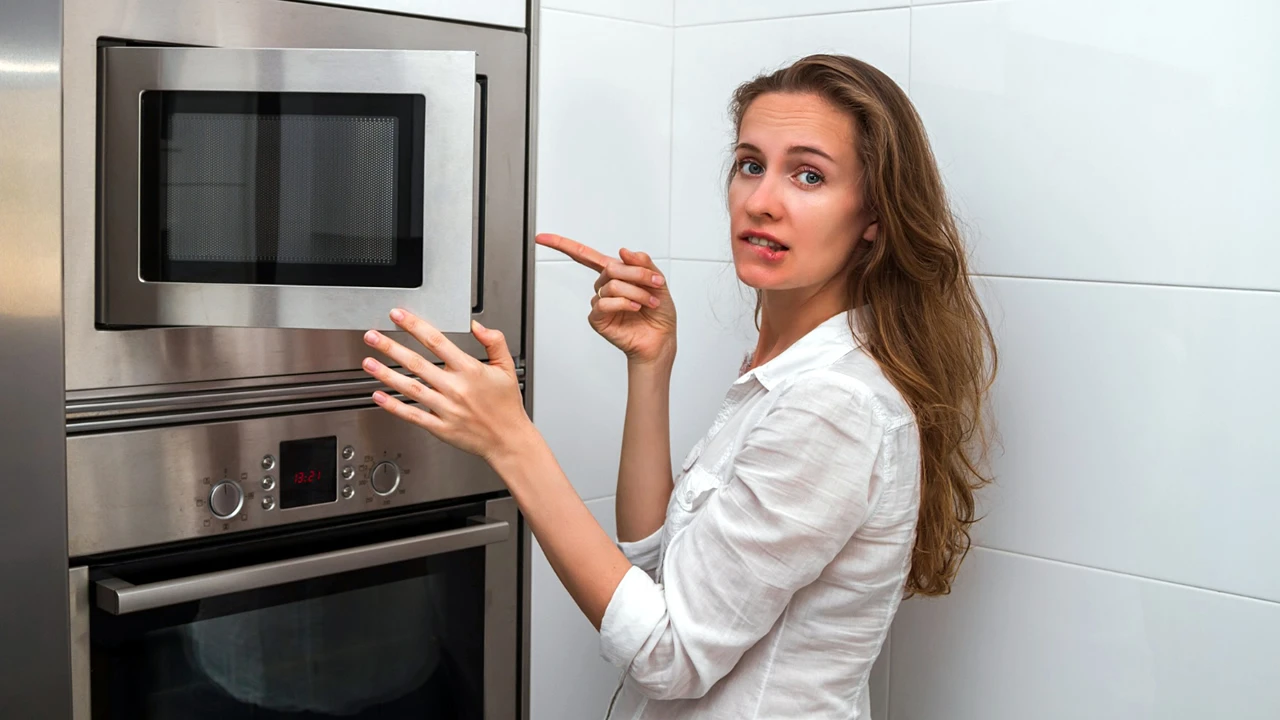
[743,175,782,220]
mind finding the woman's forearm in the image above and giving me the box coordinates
[615,356,675,542]
[489,427,630,630]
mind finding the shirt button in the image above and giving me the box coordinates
[684,490,693,502]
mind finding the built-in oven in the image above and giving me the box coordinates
[66,402,522,719]
[70,496,519,719]
[57,1,538,716]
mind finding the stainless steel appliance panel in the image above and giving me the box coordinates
[68,496,521,720]
[99,46,476,332]
[0,0,72,715]
[66,405,506,557]
[63,0,531,391]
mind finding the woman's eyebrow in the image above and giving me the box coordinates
[734,142,835,163]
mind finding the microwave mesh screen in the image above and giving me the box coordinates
[162,113,399,266]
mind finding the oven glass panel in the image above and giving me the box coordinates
[138,91,425,288]
[89,526,485,718]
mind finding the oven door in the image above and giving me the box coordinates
[99,46,475,332]
[69,496,519,719]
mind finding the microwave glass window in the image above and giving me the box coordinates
[138,91,425,288]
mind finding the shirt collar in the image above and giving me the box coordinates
[738,310,861,392]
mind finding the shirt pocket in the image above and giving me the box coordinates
[672,463,722,515]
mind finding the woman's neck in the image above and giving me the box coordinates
[751,284,849,370]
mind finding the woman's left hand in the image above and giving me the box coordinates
[361,308,534,465]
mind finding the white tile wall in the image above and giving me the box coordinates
[544,0,674,26]
[976,276,1280,602]
[675,0,905,26]
[910,0,1280,290]
[666,260,756,466]
[530,496,622,720]
[670,9,911,261]
[889,548,1280,720]
[535,10,673,263]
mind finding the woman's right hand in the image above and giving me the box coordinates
[535,234,676,365]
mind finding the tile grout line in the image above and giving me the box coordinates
[974,545,1280,606]
[906,4,913,95]
[666,15,676,262]
[673,3,912,28]
[542,6,672,28]
[974,272,1280,295]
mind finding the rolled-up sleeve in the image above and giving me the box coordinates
[617,524,664,578]
[598,371,886,700]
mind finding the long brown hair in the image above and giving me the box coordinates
[728,54,997,597]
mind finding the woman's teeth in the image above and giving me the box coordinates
[747,236,786,251]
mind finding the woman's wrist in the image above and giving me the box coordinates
[485,418,545,481]
[628,346,676,376]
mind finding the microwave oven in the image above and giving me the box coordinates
[61,0,532,391]
[98,45,477,332]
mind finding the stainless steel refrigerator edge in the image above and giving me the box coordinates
[0,0,72,716]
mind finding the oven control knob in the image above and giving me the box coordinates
[370,461,401,496]
[209,481,244,520]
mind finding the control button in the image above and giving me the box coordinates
[341,466,355,481]
[370,461,401,496]
[209,481,244,520]
[261,476,275,491]
[261,496,275,511]
[342,485,355,500]
[261,455,276,471]
[341,445,356,461]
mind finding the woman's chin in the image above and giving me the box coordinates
[733,262,785,291]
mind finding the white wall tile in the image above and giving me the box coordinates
[676,0,904,26]
[666,260,756,468]
[536,10,673,262]
[889,548,1280,720]
[670,10,910,261]
[530,495,621,720]
[544,0,674,26]
[911,0,1280,289]
[975,276,1280,602]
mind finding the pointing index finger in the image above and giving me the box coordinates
[535,233,614,273]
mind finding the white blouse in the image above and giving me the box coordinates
[599,310,921,720]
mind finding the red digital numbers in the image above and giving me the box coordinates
[293,469,320,485]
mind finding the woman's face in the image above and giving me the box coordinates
[728,92,877,295]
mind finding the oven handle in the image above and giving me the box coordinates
[94,515,510,615]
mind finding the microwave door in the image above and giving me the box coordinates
[98,46,476,333]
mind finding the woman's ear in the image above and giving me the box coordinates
[861,220,879,243]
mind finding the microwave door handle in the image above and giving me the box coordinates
[95,515,510,615]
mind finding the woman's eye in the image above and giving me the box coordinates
[739,160,764,176]
[798,170,824,186]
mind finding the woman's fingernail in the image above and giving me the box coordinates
[649,296,660,307]
[630,301,642,311]
[372,391,389,404]
[390,308,405,323]
[652,275,664,286]
[362,357,381,371]
[364,330,381,345]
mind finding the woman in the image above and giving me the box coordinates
[360,54,996,718]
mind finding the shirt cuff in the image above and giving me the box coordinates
[600,565,666,670]
[617,525,663,572]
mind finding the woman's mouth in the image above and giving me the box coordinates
[740,233,789,260]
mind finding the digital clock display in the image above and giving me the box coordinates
[279,435,337,509]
